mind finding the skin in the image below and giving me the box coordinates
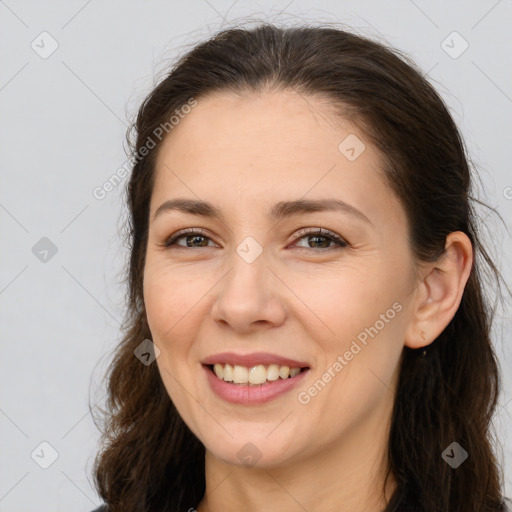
[142,89,473,512]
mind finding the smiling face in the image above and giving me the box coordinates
[143,89,419,469]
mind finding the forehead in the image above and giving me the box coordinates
[150,89,404,230]
[158,89,354,161]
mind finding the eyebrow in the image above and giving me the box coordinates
[153,198,373,225]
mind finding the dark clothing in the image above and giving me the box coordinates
[91,497,512,511]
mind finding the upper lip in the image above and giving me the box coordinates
[202,352,310,368]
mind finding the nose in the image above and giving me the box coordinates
[210,247,287,334]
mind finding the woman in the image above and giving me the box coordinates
[90,23,510,512]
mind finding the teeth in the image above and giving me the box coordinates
[213,363,224,379]
[290,367,301,377]
[267,364,280,381]
[279,365,290,379]
[211,363,305,385]
[223,364,233,381]
[233,365,249,384]
[249,365,267,384]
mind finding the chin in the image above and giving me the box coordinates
[200,427,301,469]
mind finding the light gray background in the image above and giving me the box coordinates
[1,1,511,511]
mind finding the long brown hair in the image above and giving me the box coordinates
[91,23,508,512]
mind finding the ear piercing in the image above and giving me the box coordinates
[421,330,427,357]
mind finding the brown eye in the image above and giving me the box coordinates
[164,229,215,248]
[291,228,348,251]
[162,227,348,251]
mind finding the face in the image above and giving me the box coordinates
[143,89,418,469]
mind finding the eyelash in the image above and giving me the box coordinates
[162,227,348,252]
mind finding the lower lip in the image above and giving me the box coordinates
[203,364,310,405]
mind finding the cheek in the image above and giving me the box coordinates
[143,258,206,343]
[143,264,202,420]
[290,264,396,346]
[292,266,406,401]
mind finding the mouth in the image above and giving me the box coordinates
[204,363,310,386]
[202,359,311,405]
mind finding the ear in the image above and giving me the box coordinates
[404,231,473,349]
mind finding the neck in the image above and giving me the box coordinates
[197,389,398,512]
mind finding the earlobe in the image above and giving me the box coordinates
[404,231,473,350]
